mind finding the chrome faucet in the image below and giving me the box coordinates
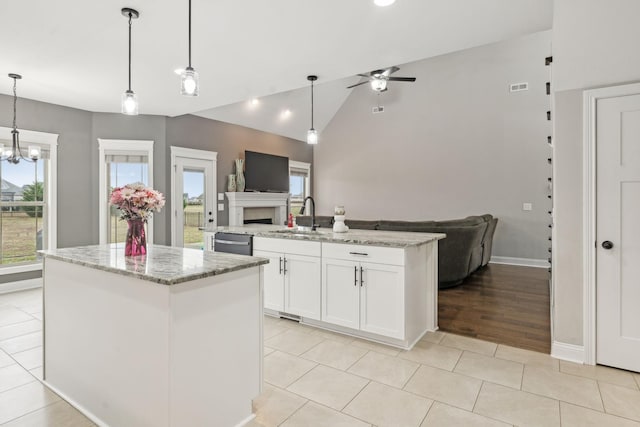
[301,196,318,231]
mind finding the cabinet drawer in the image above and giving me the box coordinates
[254,237,321,257]
[322,242,404,266]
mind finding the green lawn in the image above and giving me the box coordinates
[0,212,41,264]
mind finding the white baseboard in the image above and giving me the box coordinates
[490,256,550,268]
[551,341,585,364]
[0,278,43,294]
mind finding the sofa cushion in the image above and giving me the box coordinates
[378,220,438,232]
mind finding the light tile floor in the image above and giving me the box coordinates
[2,288,640,426]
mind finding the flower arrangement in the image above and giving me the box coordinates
[109,183,165,222]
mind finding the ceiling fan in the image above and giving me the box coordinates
[346,66,416,92]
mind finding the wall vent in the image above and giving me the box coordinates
[372,106,385,114]
[509,82,529,92]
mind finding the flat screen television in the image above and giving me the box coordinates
[244,151,289,193]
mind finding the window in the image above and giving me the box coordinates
[289,161,311,216]
[0,127,57,272]
[98,140,154,245]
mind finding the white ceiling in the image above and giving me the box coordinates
[0,0,552,137]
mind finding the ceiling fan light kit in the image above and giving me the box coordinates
[121,7,139,115]
[180,0,199,96]
[307,75,318,145]
[347,66,416,93]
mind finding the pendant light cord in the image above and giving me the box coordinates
[128,12,132,91]
[188,0,192,68]
[12,78,17,131]
[310,79,314,129]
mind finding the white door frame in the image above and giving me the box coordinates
[170,146,218,247]
[582,82,640,365]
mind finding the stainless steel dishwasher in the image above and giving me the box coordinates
[213,232,253,256]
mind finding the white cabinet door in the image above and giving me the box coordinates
[322,258,360,330]
[359,262,405,339]
[285,254,321,320]
[254,250,284,312]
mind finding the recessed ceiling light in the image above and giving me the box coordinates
[250,98,259,106]
[281,109,291,119]
[374,0,396,6]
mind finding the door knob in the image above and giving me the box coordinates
[602,241,614,250]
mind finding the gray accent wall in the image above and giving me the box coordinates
[164,114,312,238]
[0,94,311,283]
[314,31,552,261]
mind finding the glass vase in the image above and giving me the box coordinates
[125,219,147,256]
[235,159,245,192]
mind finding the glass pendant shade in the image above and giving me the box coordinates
[181,68,199,96]
[371,78,387,91]
[307,128,318,145]
[121,90,139,115]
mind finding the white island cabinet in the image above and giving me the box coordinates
[41,244,269,427]
[254,237,321,320]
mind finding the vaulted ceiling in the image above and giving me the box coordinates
[0,0,552,140]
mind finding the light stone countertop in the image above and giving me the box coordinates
[208,225,446,248]
[40,244,269,286]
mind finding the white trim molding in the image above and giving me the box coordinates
[490,256,549,268]
[98,139,154,245]
[582,82,640,366]
[170,146,218,246]
[551,341,585,364]
[0,278,42,295]
[0,127,58,275]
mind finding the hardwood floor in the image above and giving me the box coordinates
[438,263,551,354]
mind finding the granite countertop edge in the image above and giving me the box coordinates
[209,225,446,248]
[41,247,269,286]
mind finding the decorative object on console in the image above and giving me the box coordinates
[121,7,140,115]
[235,159,245,191]
[227,174,236,192]
[333,215,349,233]
[110,183,165,256]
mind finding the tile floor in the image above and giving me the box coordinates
[1,288,640,426]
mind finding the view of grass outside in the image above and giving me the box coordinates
[0,209,42,264]
[183,203,204,249]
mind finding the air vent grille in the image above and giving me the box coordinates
[510,82,529,92]
[372,106,385,114]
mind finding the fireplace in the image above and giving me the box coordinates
[226,192,289,226]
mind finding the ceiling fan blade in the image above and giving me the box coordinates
[387,77,416,82]
[383,66,400,76]
[346,80,371,89]
[356,74,371,78]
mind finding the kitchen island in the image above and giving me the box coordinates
[206,225,445,349]
[41,244,268,427]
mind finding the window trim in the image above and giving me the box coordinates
[98,139,154,245]
[289,160,311,211]
[0,126,58,274]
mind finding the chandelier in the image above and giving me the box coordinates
[1,74,40,163]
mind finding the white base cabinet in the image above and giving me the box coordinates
[254,237,321,320]
[258,236,439,350]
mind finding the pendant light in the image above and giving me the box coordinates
[180,0,199,96]
[121,8,140,115]
[0,74,40,163]
[307,75,318,145]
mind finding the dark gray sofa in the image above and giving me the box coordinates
[296,214,498,288]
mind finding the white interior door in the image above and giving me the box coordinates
[596,93,640,372]
[171,148,217,248]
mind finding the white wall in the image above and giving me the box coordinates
[552,0,640,347]
[553,0,640,92]
[314,31,552,261]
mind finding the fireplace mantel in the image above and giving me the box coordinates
[226,192,289,226]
